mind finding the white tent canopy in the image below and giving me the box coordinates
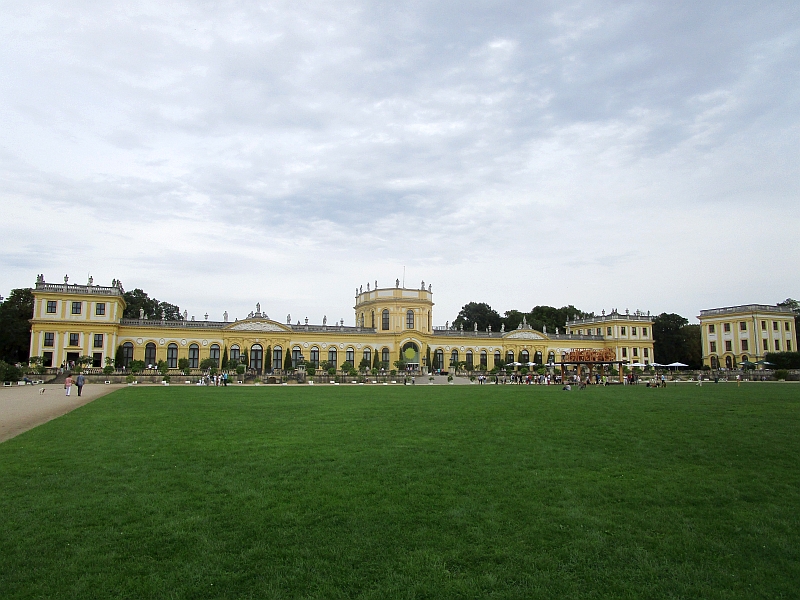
[666,362,688,368]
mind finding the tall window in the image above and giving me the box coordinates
[230,345,240,363]
[534,351,542,364]
[741,340,749,352]
[328,347,337,366]
[632,327,637,336]
[210,344,220,367]
[723,323,731,332]
[506,350,514,364]
[69,333,80,346]
[363,348,371,365]
[607,327,612,336]
[167,343,178,368]
[371,311,375,328]
[739,322,747,331]
[762,339,768,351]
[94,333,103,348]
[292,347,302,367]
[96,303,106,316]
[725,341,732,352]
[44,332,54,347]
[621,326,626,335]
[644,348,649,358]
[450,350,458,366]
[122,342,134,367]
[622,348,627,358]
[761,321,766,330]
[382,310,389,330]
[494,351,501,367]
[548,351,555,364]
[46,300,57,314]
[466,351,473,368]
[145,342,156,366]
[773,321,779,331]
[43,352,53,367]
[250,344,263,371]
[434,349,444,370]
[310,347,319,368]
[188,344,199,369]
[272,346,282,371]
[642,327,648,337]
[406,310,414,329]
[521,350,529,363]
[346,348,354,365]
[786,322,791,331]
[709,324,715,333]
[71,301,82,315]
[775,339,780,351]
[710,341,717,352]
[480,351,487,369]
[381,347,389,365]
[92,353,102,367]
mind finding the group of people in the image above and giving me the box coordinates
[62,373,85,396]
[199,373,230,386]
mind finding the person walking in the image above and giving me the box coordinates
[76,373,85,396]
[64,374,73,396]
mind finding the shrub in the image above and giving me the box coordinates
[162,375,170,383]
[129,360,145,374]
[236,365,245,375]
[327,367,336,377]
[306,367,316,377]
[178,358,190,374]
[775,369,789,381]
[0,360,22,382]
[125,374,135,384]
[103,365,114,376]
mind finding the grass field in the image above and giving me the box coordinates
[1,383,799,599]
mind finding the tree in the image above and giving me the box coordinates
[284,352,293,372]
[0,360,23,382]
[680,324,702,369]
[122,288,181,320]
[178,357,190,374]
[0,288,34,363]
[221,346,228,369]
[453,302,503,332]
[265,346,272,372]
[372,351,381,370]
[653,313,689,364]
[358,358,371,371]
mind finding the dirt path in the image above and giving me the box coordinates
[0,383,125,443]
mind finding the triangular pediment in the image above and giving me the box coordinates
[226,319,291,332]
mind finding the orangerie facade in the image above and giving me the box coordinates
[29,275,655,374]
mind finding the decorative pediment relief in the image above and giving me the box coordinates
[227,320,289,332]
[504,330,545,340]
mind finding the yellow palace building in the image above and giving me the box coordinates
[29,274,654,374]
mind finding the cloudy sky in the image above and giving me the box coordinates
[1,1,798,324]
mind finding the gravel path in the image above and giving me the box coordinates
[0,383,125,443]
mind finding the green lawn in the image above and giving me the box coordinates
[1,384,799,599]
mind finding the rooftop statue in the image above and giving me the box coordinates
[396,279,400,288]
[64,274,69,284]
[223,311,228,322]
[323,315,327,326]
[139,308,144,319]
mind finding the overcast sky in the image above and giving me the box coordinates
[1,1,798,324]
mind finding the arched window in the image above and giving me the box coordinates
[480,351,487,369]
[521,350,529,364]
[494,351,501,368]
[547,351,555,364]
[328,347,337,366]
[534,351,542,364]
[741,354,748,364]
[346,348,354,366]
[272,346,282,371]
[230,345,240,363]
[434,349,444,370]
[725,355,733,369]
[363,347,371,365]
[711,356,719,369]
[406,310,414,329]
[310,347,319,368]
[381,347,389,365]
[122,342,134,368]
[506,350,514,364]
[188,344,199,369]
[250,344,263,372]
[382,309,389,330]
[466,351,473,368]
[450,349,459,366]
[209,344,220,367]
[167,343,178,369]
[292,346,302,367]
[144,342,156,367]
